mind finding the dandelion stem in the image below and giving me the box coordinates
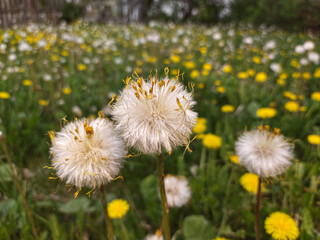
[0,139,38,239]
[157,153,171,240]
[120,218,130,240]
[199,145,206,170]
[255,177,262,240]
[100,186,114,240]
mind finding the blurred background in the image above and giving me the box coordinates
[0,0,320,31]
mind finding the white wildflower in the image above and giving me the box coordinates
[303,41,315,51]
[50,118,126,188]
[18,41,32,52]
[164,175,191,208]
[235,128,293,178]
[145,231,163,240]
[72,105,82,117]
[308,52,319,64]
[270,63,281,73]
[295,45,305,54]
[111,75,197,154]
[299,58,309,66]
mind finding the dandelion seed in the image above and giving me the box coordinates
[164,175,191,208]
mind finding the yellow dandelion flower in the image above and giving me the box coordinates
[299,106,307,112]
[247,68,255,77]
[203,63,212,71]
[255,72,267,82]
[198,83,205,89]
[265,212,299,240]
[314,68,320,78]
[221,105,235,113]
[190,70,200,79]
[215,80,221,86]
[163,59,170,65]
[256,107,277,119]
[292,72,301,79]
[229,155,239,164]
[183,61,196,69]
[240,173,265,194]
[38,99,49,106]
[200,46,207,54]
[62,87,72,95]
[197,118,207,124]
[217,86,226,93]
[311,92,320,101]
[197,133,205,140]
[277,78,286,86]
[171,69,179,76]
[252,56,261,64]
[223,64,232,73]
[77,64,86,71]
[202,133,222,150]
[202,70,209,76]
[193,121,207,134]
[23,80,33,86]
[285,101,299,112]
[291,59,300,68]
[107,199,130,219]
[170,54,181,63]
[302,72,311,80]
[0,92,11,99]
[283,91,297,100]
[307,134,320,145]
[238,71,248,79]
[212,237,229,240]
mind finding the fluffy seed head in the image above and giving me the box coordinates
[235,127,293,177]
[111,74,197,154]
[50,117,127,188]
[164,175,191,208]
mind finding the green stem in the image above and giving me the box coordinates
[218,166,236,235]
[157,153,171,240]
[199,145,206,170]
[255,177,262,240]
[100,186,114,240]
[1,139,38,239]
[120,219,130,240]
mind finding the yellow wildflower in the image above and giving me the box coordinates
[170,54,180,63]
[190,70,200,79]
[62,87,72,95]
[202,134,222,150]
[217,86,226,93]
[307,134,320,145]
[238,71,248,79]
[311,92,320,101]
[23,80,33,86]
[283,91,297,100]
[77,64,86,71]
[221,105,235,113]
[229,155,239,164]
[247,68,255,77]
[256,108,277,118]
[255,72,267,82]
[203,63,212,71]
[285,101,299,112]
[0,92,10,99]
[38,99,49,106]
[107,199,130,219]
[223,64,232,73]
[240,173,265,194]
[265,212,299,240]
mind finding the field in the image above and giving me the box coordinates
[0,21,319,240]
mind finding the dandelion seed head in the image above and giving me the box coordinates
[50,118,126,188]
[111,75,197,154]
[164,175,191,208]
[235,128,293,177]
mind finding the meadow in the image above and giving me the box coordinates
[0,21,319,240]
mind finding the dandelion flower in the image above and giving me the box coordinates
[284,101,299,112]
[229,154,239,164]
[240,173,265,194]
[221,105,235,113]
[107,199,130,219]
[50,118,126,188]
[212,237,230,240]
[235,128,293,177]
[307,134,320,145]
[311,92,320,101]
[255,72,268,82]
[111,75,197,154]
[0,91,10,99]
[265,212,299,240]
[256,107,277,119]
[202,133,222,150]
[164,175,191,208]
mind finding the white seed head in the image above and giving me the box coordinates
[235,129,293,177]
[111,76,197,154]
[164,175,191,208]
[50,118,127,188]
